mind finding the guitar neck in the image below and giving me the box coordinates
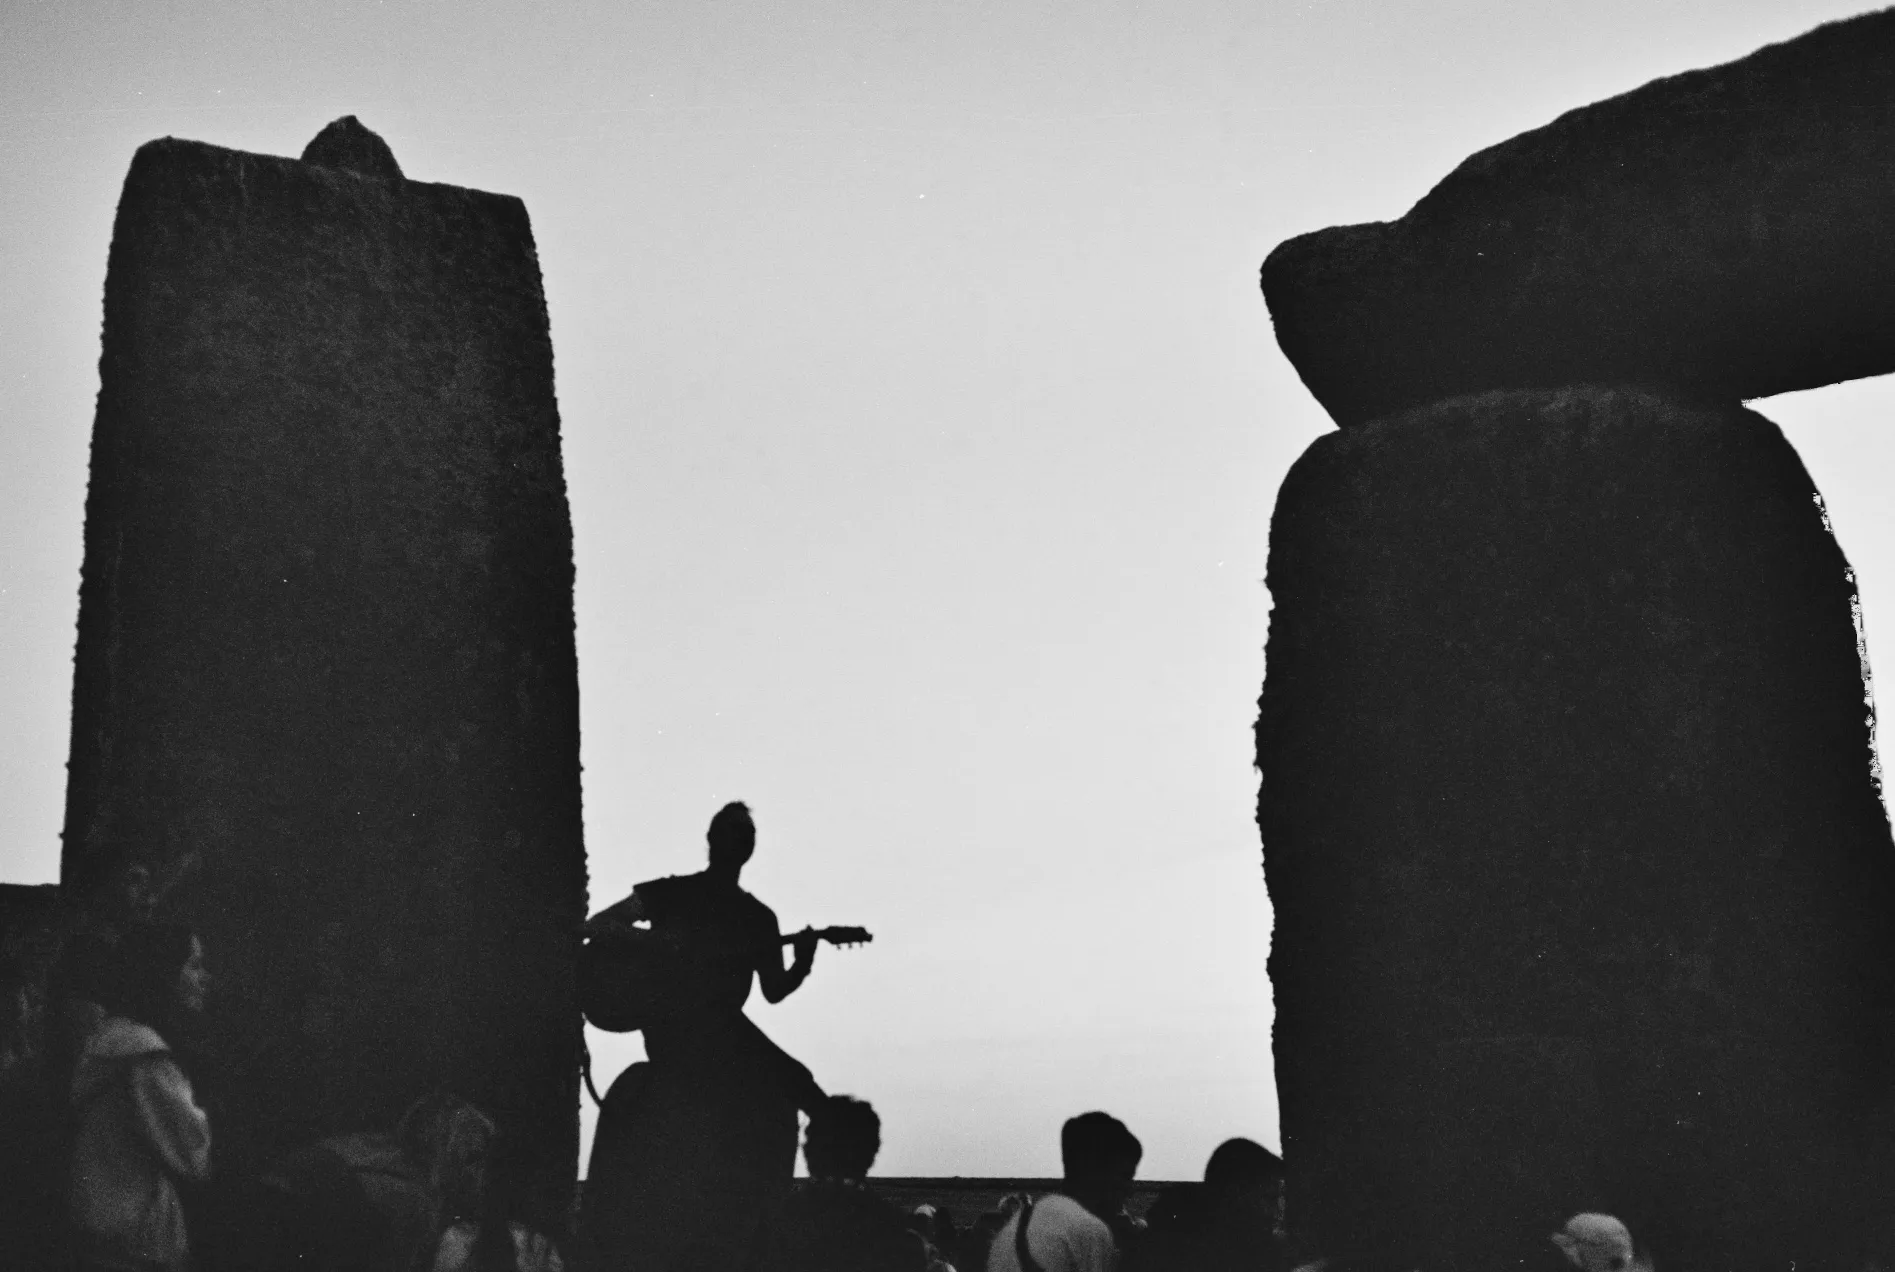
[781,925,872,948]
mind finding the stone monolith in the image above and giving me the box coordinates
[1262,8,1895,428]
[1258,387,1895,1270]
[60,121,586,1204]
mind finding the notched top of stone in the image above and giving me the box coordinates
[124,131,529,224]
[300,116,404,180]
[1262,7,1895,428]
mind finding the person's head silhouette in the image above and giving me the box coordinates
[1551,1214,1637,1272]
[99,922,208,1033]
[1062,1111,1142,1220]
[804,1094,881,1182]
[1203,1137,1282,1227]
[706,802,756,879]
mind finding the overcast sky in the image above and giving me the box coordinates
[4,1,1892,1179]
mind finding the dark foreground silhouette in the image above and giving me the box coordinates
[1258,9,1895,1266]
[11,6,1895,1269]
[60,113,586,1207]
[578,802,869,1270]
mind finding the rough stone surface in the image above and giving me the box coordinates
[1258,387,1895,1269]
[1262,8,1895,428]
[61,130,584,1205]
[0,884,59,957]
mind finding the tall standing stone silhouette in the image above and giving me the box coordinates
[1259,388,1895,1269]
[1258,12,1895,1270]
[60,119,585,1200]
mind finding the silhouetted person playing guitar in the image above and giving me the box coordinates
[579,801,870,1272]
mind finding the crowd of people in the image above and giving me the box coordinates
[0,892,573,1272]
[0,808,1658,1272]
[761,1099,1278,1272]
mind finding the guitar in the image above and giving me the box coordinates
[579,924,873,1033]
[783,925,873,950]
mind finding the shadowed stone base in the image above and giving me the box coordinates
[1257,387,1895,1270]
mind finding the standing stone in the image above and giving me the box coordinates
[1258,387,1895,1270]
[60,121,586,1202]
[1262,8,1895,428]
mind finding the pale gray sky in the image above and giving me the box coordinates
[3,0,1891,1178]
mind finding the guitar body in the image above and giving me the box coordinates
[578,925,873,1034]
[581,928,710,1033]
[579,936,666,1033]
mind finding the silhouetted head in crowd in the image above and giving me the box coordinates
[1204,1137,1283,1225]
[396,1091,497,1222]
[911,1203,957,1243]
[1551,1214,1637,1272]
[96,922,207,1034]
[1061,1111,1142,1220]
[707,801,757,880]
[117,861,162,921]
[804,1094,881,1181]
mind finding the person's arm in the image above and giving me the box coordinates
[583,888,649,940]
[129,1054,212,1182]
[756,907,816,1004]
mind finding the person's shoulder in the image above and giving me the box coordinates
[1039,1194,1109,1229]
[839,1191,927,1267]
[769,1186,849,1270]
[791,1178,880,1209]
[778,1182,833,1216]
[72,1016,172,1098]
[787,1182,905,1227]
[633,874,697,908]
[85,1015,170,1061]
[844,1185,910,1225]
[1037,1194,1114,1248]
[776,1181,849,1230]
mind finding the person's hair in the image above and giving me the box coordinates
[1061,1111,1142,1181]
[396,1091,497,1223]
[95,922,197,1032]
[804,1094,881,1179]
[707,802,756,864]
[1204,1138,1282,1197]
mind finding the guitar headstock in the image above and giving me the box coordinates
[815,925,873,948]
